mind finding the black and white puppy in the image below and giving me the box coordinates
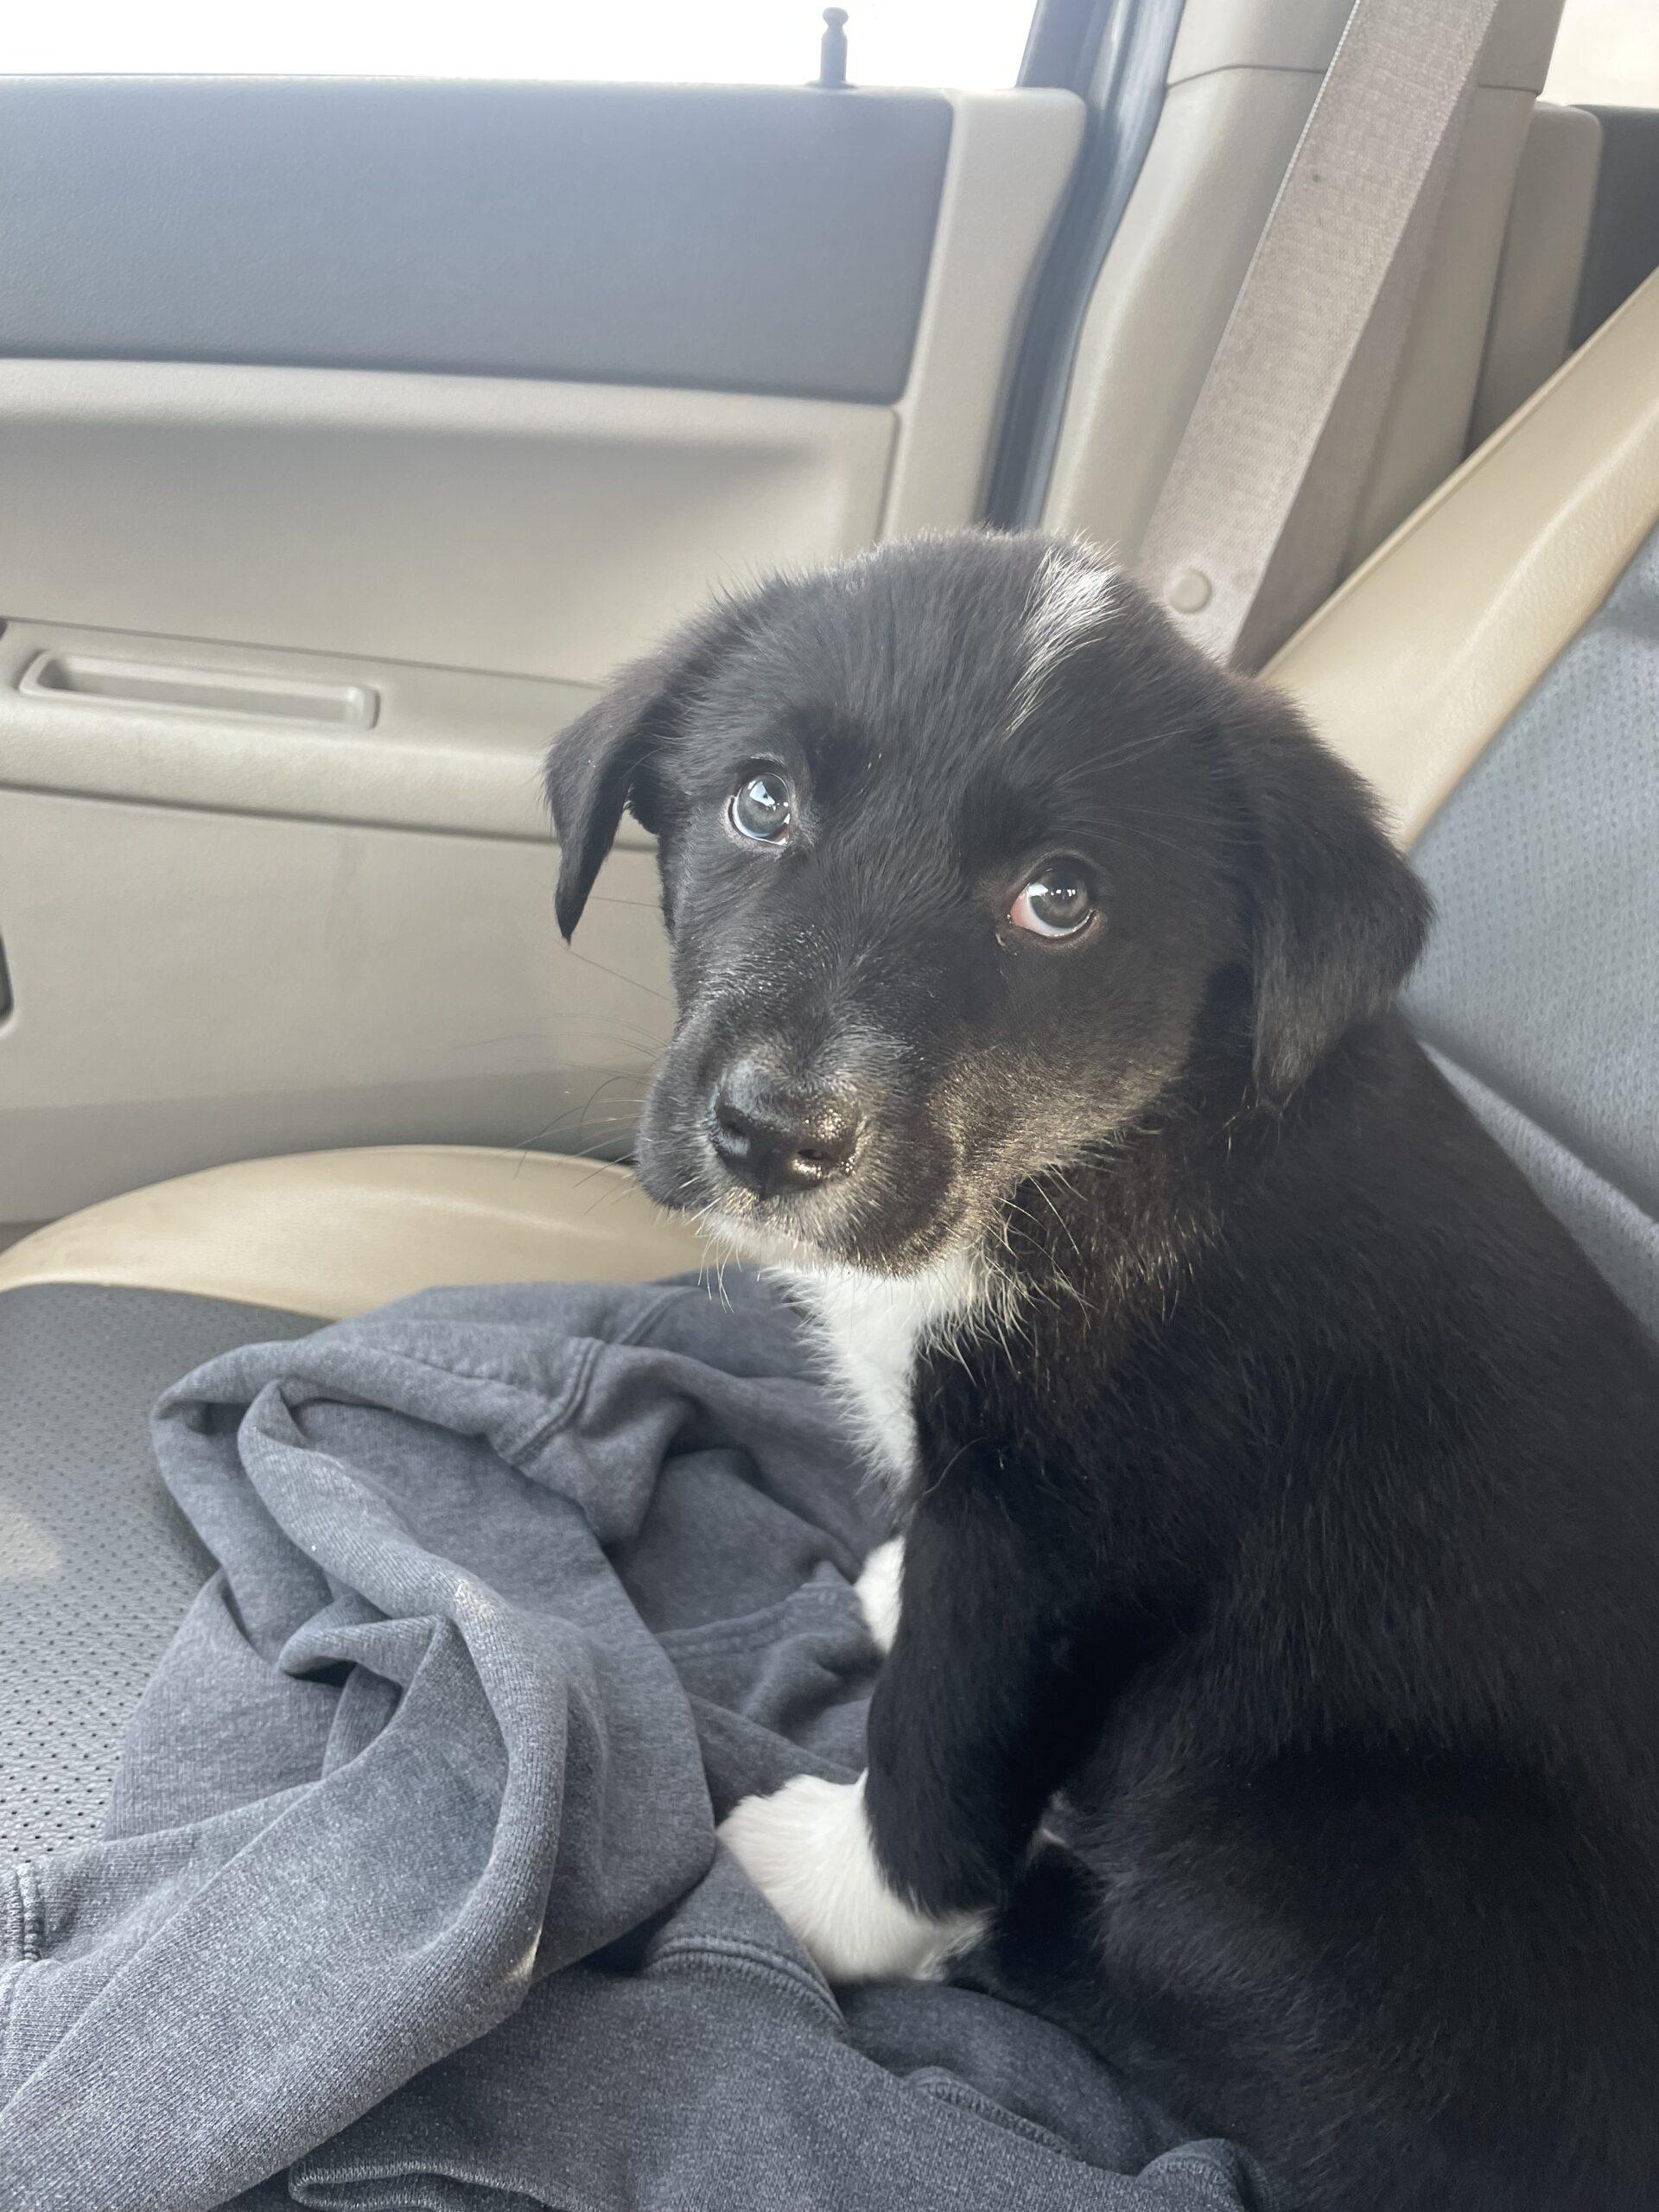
[546,531,1659,2212]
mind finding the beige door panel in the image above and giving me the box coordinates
[0,86,1084,1229]
[0,92,1080,686]
[0,788,671,1224]
[1,617,593,840]
[0,365,895,686]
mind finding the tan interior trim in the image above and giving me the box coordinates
[881,88,1084,534]
[1265,269,1659,846]
[0,1147,706,1319]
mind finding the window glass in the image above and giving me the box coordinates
[1544,0,1659,106]
[0,0,1037,90]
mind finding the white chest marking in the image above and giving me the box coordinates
[777,1254,984,1490]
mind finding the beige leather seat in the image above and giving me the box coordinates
[1266,268,1659,844]
[0,1145,703,1319]
[3,269,1657,1865]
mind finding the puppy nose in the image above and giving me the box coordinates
[709,1066,861,1197]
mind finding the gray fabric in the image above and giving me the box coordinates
[1405,515,1659,1341]
[0,1285,315,1863]
[0,1272,1260,2212]
[0,81,952,404]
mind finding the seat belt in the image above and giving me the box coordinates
[1135,0,1506,671]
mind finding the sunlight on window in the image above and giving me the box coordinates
[0,0,1035,90]
[1544,0,1659,108]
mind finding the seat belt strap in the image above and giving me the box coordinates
[1135,0,1505,669]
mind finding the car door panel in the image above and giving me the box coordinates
[0,77,1083,1224]
[0,79,952,401]
[0,362,894,681]
[0,789,671,1224]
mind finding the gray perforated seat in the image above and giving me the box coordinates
[0,1153,702,1859]
[0,1287,315,1860]
[1268,267,1659,1338]
[1405,518,1659,1343]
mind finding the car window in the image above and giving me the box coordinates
[0,0,1038,90]
[1545,0,1659,106]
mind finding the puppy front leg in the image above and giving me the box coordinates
[864,1487,1087,1920]
[722,1485,1083,1981]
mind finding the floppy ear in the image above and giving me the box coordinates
[544,600,754,939]
[1219,676,1432,1100]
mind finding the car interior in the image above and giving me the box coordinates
[1,0,1656,2154]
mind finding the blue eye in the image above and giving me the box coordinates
[728,770,794,844]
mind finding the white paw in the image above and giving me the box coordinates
[719,1771,978,1984]
[854,1536,904,1656]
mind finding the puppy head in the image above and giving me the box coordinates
[546,531,1427,1275]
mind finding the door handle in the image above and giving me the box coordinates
[18,650,378,729]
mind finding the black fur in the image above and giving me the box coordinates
[547,531,1659,2211]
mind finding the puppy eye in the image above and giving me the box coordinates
[1008,861,1096,940]
[728,768,794,845]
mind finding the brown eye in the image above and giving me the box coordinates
[728,769,794,844]
[1008,861,1096,940]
